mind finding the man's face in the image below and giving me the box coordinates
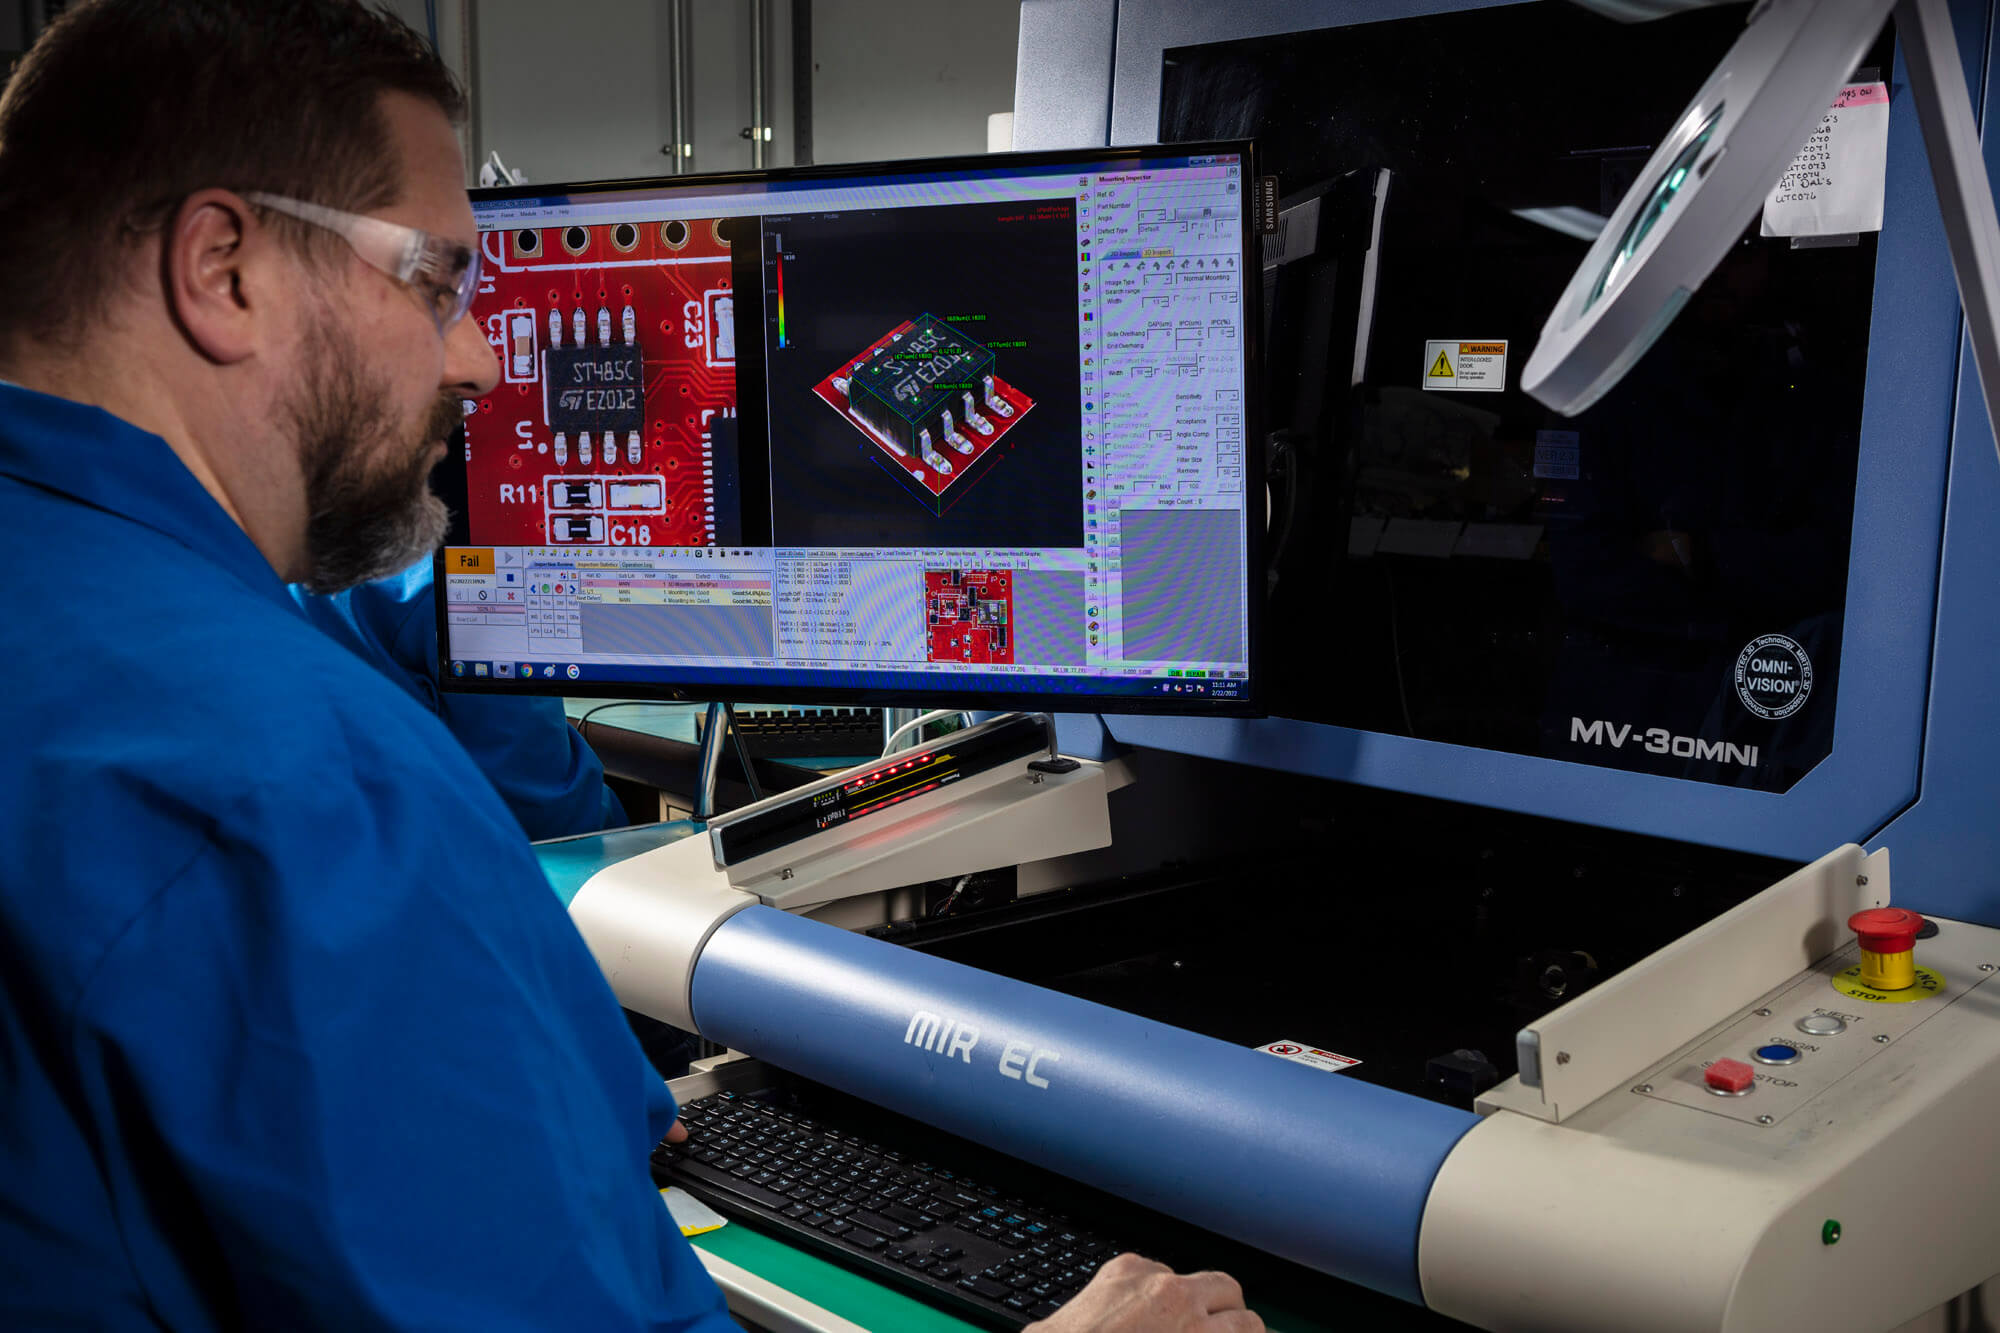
[289,91,497,594]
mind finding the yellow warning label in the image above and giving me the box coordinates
[1422,338,1506,392]
[1830,963,1946,1004]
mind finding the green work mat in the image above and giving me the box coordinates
[690,1216,1327,1332]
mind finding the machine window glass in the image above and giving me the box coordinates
[1161,3,1893,793]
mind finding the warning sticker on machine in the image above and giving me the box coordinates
[1422,339,1507,392]
[1256,1039,1362,1072]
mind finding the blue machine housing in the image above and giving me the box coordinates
[1016,0,2000,924]
[689,905,1477,1306]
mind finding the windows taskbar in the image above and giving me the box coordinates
[442,658,1254,709]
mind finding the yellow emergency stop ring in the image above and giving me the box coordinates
[1830,963,1946,1004]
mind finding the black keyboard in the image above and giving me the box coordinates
[717,708,883,760]
[653,1087,1131,1328]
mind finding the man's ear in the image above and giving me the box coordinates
[164,189,267,365]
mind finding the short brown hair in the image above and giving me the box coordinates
[0,0,463,347]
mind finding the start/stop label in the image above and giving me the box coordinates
[1734,633,1814,720]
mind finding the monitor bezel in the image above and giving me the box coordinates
[434,139,1265,717]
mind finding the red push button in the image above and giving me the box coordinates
[1848,907,1925,956]
[1705,1058,1756,1094]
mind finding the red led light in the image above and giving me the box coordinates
[852,779,942,820]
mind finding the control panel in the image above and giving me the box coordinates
[1630,913,1997,1127]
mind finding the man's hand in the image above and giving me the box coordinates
[1025,1253,1264,1333]
[665,1119,689,1145]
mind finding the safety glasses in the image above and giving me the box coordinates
[245,191,480,336]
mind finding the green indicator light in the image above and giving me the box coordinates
[1821,1219,1842,1246]
[1167,670,1182,677]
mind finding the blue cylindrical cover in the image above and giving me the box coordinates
[690,906,1475,1306]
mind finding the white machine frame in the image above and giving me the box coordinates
[568,713,1118,1030]
[1425,845,2000,1331]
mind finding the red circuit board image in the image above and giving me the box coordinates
[462,217,737,547]
[926,568,1014,664]
[811,315,1035,517]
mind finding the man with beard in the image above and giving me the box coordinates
[0,3,1261,1332]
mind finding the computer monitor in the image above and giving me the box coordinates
[433,143,1262,714]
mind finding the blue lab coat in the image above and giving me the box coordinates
[0,382,733,1331]
[291,562,627,841]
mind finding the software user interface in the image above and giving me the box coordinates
[440,149,1253,704]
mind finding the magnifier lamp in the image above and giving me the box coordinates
[1526,0,2000,466]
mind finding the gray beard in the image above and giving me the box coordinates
[289,317,457,595]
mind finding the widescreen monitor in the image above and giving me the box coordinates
[434,143,1262,714]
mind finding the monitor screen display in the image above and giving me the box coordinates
[435,143,1261,713]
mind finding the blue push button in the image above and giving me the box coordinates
[1753,1043,1801,1066]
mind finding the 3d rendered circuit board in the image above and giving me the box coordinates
[812,313,1035,516]
[462,218,736,547]
[926,568,1014,664]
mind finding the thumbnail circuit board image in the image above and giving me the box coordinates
[813,313,1035,516]
[926,569,1014,664]
[462,218,737,547]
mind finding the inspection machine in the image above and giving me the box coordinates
[439,2,2000,1326]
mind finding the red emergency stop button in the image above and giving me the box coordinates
[1848,907,1924,956]
[1705,1058,1756,1095]
[1849,907,1925,990]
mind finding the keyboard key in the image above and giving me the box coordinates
[929,1245,962,1260]
[823,1220,853,1237]
[851,1231,887,1251]
[935,1264,961,1279]
[849,1210,911,1239]
[828,1203,856,1218]
[958,1277,1012,1301]
[781,1203,811,1219]
[1005,1295,1032,1312]
[1030,1302,1063,1320]
[879,1203,934,1230]
[672,1159,788,1209]
[910,1255,937,1271]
